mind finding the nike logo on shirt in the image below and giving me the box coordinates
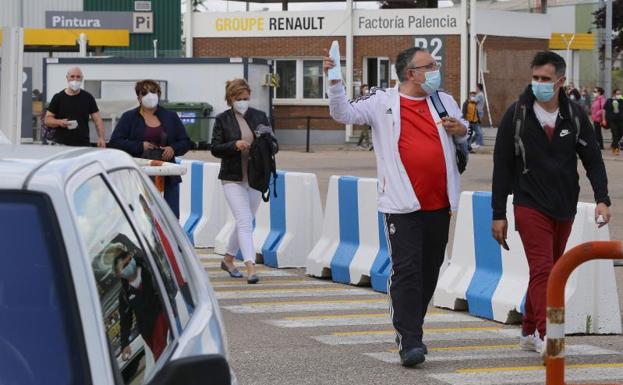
[560,129,570,137]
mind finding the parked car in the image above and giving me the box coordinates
[0,145,236,385]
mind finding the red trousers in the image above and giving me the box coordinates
[514,205,574,339]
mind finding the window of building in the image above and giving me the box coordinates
[275,60,297,99]
[364,57,392,89]
[273,58,346,102]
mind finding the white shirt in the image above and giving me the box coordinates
[533,101,559,130]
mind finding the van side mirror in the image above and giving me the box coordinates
[147,354,231,385]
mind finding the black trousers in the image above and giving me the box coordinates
[385,208,450,351]
[593,121,604,149]
[610,119,623,149]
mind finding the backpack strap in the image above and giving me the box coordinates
[567,101,587,148]
[513,102,530,175]
[430,91,448,119]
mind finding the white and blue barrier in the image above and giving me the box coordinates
[214,170,323,268]
[306,176,391,288]
[434,191,621,334]
[178,160,230,248]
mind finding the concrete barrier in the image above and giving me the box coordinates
[433,191,620,334]
[306,176,390,287]
[214,171,323,268]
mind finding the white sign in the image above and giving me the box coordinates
[192,9,462,38]
[193,11,348,38]
[133,12,153,33]
[354,9,461,36]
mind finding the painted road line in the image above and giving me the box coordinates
[211,279,334,289]
[266,311,478,328]
[204,265,282,272]
[222,298,388,314]
[215,287,377,299]
[430,362,623,385]
[198,255,223,262]
[312,327,518,345]
[207,270,295,279]
[364,344,620,364]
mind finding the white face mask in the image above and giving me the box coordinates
[233,100,249,115]
[68,80,82,91]
[141,92,159,109]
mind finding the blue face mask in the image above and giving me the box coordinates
[121,258,137,279]
[419,70,441,95]
[531,81,556,102]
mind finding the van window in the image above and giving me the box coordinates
[0,191,90,385]
[110,169,196,330]
[73,176,174,384]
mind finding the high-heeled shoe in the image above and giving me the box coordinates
[221,261,243,278]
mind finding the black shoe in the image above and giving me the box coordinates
[247,274,260,284]
[399,347,426,367]
[395,336,427,354]
[220,261,243,278]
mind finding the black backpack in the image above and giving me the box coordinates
[430,91,468,174]
[248,132,279,202]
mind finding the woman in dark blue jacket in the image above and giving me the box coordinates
[110,80,192,218]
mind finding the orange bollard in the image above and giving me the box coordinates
[545,241,623,385]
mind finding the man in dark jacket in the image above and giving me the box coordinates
[491,51,611,359]
[604,88,623,155]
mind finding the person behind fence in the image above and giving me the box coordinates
[591,86,606,150]
[44,66,106,147]
[491,51,611,360]
[603,88,623,155]
[109,80,192,219]
[211,78,273,285]
[325,46,467,367]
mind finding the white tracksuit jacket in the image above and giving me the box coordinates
[328,82,468,213]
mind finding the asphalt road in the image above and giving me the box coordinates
[188,146,623,385]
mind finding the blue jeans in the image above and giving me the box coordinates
[164,182,180,219]
[469,123,483,146]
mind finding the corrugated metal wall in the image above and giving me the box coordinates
[0,0,83,92]
[84,0,182,57]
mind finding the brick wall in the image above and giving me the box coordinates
[479,35,549,125]
[194,34,546,129]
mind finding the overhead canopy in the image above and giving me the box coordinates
[549,33,595,50]
[0,28,129,52]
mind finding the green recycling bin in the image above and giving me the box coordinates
[160,102,213,150]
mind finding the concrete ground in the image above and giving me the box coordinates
[187,145,623,385]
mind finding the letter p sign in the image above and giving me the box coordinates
[133,12,153,33]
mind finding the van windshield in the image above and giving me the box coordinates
[0,191,90,385]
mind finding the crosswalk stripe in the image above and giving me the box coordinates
[365,344,620,364]
[223,298,387,314]
[198,255,223,261]
[212,279,334,289]
[215,287,377,299]
[312,327,519,345]
[430,363,623,385]
[266,311,478,328]
[207,270,295,278]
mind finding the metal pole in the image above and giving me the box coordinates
[153,39,158,58]
[78,33,87,57]
[604,0,612,97]
[184,0,193,58]
[460,0,469,105]
[306,116,311,153]
[0,27,25,144]
[597,0,605,87]
[345,0,354,142]
[469,0,477,93]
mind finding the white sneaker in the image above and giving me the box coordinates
[471,143,481,149]
[519,332,536,351]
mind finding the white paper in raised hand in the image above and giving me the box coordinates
[328,40,342,81]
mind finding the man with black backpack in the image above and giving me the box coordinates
[491,51,611,360]
[325,46,467,367]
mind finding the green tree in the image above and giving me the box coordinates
[378,0,439,9]
[593,0,623,64]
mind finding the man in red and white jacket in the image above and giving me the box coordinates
[325,46,467,367]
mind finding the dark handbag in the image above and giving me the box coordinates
[455,145,467,174]
[141,148,164,160]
